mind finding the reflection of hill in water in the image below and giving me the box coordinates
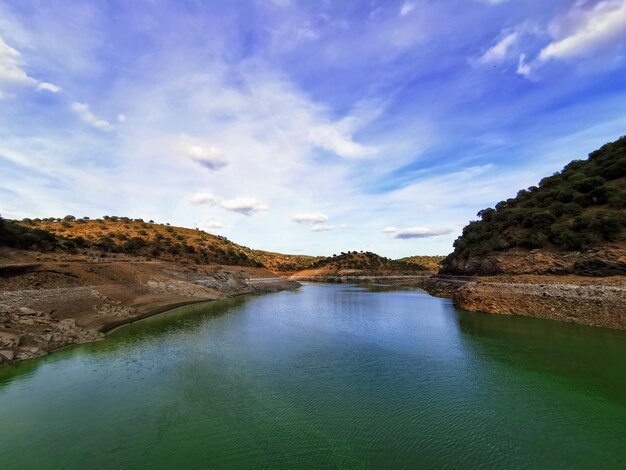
[454,308,626,406]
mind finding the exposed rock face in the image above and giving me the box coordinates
[421,275,626,330]
[455,280,626,330]
[441,246,626,277]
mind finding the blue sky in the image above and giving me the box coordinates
[1,0,626,257]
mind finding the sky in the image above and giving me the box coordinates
[1,0,626,258]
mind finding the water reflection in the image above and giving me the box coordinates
[455,308,626,406]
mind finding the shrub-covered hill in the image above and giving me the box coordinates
[250,250,323,274]
[442,136,626,276]
[0,216,265,267]
[396,255,446,272]
[291,251,432,279]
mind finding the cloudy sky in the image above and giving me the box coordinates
[1,0,626,257]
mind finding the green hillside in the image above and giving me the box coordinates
[443,136,626,268]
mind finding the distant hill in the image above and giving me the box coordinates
[396,255,446,272]
[291,251,430,279]
[0,217,440,277]
[250,250,323,274]
[442,136,626,276]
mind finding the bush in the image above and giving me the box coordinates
[556,229,584,250]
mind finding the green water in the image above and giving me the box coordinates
[0,283,625,469]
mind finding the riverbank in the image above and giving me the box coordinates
[419,275,626,331]
[0,249,299,366]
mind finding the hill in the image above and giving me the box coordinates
[250,250,323,274]
[441,136,626,276]
[291,251,431,280]
[1,216,264,267]
[396,255,446,272]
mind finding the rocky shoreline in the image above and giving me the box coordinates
[419,275,626,331]
[0,252,299,366]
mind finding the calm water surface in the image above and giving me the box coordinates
[0,283,625,469]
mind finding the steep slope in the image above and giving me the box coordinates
[441,136,626,276]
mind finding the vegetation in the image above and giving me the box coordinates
[448,136,626,260]
[250,250,323,273]
[310,251,428,272]
[396,255,446,272]
[1,216,263,267]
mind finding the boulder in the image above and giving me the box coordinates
[18,307,39,316]
[0,350,15,361]
[0,331,21,348]
[58,319,77,331]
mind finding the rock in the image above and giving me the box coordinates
[18,318,35,326]
[0,331,21,348]
[0,350,15,361]
[18,307,39,316]
[41,333,53,343]
[58,319,77,331]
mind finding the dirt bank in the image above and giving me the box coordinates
[421,275,626,330]
[0,249,299,366]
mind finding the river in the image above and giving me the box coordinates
[0,283,624,468]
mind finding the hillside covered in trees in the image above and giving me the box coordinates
[442,136,626,276]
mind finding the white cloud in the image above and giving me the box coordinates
[70,102,113,131]
[393,227,454,239]
[173,134,228,170]
[0,36,62,98]
[0,36,36,89]
[312,224,334,232]
[191,193,269,217]
[308,123,377,159]
[519,0,626,76]
[220,197,268,216]
[478,31,519,64]
[291,212,329,224]
[189,192,220,206]
[200,218,223,232]
[539,0,626,61]
[37,82,61,93]
[399,2,416,17]
[383,226,397,233]
[517,53,532,76]
[117,113,126,122]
